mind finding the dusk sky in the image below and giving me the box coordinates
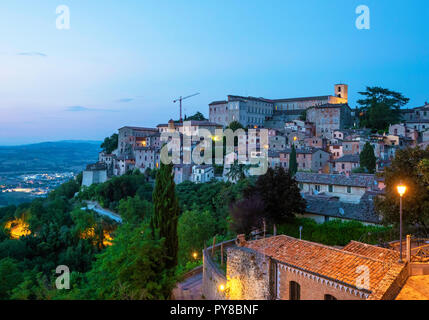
[0,0,428,145]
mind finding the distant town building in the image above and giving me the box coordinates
[295,172,378,204]
[192,165,214,183]
[332,154,360,174]
[82,163,108,187]
[209,84,348,128]
[280,148,330,173]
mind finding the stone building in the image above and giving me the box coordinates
[279,148,330,173]
[192,165,214,183]
[82,163,108,187]
[332,154,360,174]
[295,172,378,204]
[157,120,223,136]
[225,235,407,300]
[209,84,348,128]
[134,146,160,172]
[306,103,353,138]
[118,126,160,155]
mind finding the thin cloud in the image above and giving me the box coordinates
[65,106,118,112]
[66,106,90,112]
[117,98,134,103]
[17,52,47,57]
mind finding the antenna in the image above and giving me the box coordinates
[173,93,200,122]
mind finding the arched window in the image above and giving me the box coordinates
[324,294,337,300]
[289,281,301,300]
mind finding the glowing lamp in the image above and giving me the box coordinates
[397,184,407,197]
[192,252,198,259]
[219,284,226,292]
[293,136,298,141]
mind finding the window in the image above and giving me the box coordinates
[289,281,301,300]
[329,185,333,192]
[325,294,337,300]
[347,186,352,193]
[315,185,321,192]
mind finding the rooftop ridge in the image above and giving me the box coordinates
[254,234,392,266]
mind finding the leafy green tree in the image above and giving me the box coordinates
[84,223,174,299]
[101,133,118,154]
[229,195,265,236]
[226,162,249,182]
[184,112,207,121]
[244,167,306,226]
[360,142,376,173]
[357,87,409,131]
[0,258,23,299]
[151,163,180,270]
[289,145,298,176]
[375,147,429,236]
[226,121,245,131]
[118,195,152,225]
[178,210,216,264]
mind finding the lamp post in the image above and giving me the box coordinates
[397,184,407,263]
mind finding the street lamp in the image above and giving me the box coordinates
[192,252,198,260]
[397,183,407,263]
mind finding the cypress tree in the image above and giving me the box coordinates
[289,144,298,176]
[151,163,179,269]
[360,142,376,173]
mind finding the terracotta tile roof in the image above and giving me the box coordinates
[244,235,400,293]
[343,241,400,263]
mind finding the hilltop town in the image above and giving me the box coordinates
[84,84,428,226]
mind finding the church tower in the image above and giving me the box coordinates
[334,84,348,102]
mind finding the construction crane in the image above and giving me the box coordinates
[173,92,200,122]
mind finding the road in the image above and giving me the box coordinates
[82,201,123,223]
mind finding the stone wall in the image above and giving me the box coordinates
[226,246,272,300]
[201,241,235,300]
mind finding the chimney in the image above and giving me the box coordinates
[236,234,247,247]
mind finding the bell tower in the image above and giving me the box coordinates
[334,84,348,102]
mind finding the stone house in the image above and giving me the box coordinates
[173,164,192,185]
[329,144,343,160]
[280,148,330,173]
[118,126,160,155]
[295,172,378,204]
[332,154,360,174]
[82,163,108,187]
[306,103,352,138]
[192,165,214,183]
[134,147,160,172]
[225,235,406,300]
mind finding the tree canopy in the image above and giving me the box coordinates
[101,133,118,154]
[360,142,376,173]
[244,167,306,226]
[357,87,409,132]
[184,112,207,121]
[375,147,429,236]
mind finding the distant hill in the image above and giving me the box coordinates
[0,140,102,174]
